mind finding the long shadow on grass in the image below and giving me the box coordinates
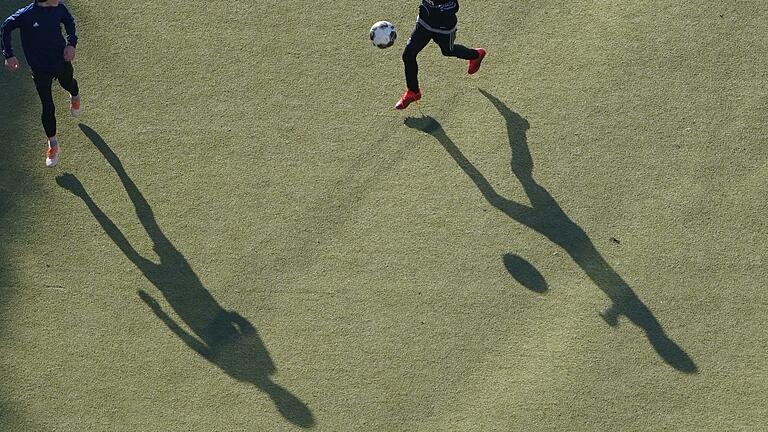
[56,125,314,427]
[405,90,697,373]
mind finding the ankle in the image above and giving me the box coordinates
[48,137,58,148]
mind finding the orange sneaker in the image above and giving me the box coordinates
[395,89,422,110]
[70,95,81,117]
[468,48,487,75]
[46,144,60,168]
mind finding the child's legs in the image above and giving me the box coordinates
[402,24,432,92]
[433,31,479,60]
[56,62,79,97]
[32,72,57,138]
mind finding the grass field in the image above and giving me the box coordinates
[1,0,767,430]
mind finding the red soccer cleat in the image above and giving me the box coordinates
[395,89,422,110]
[468,48,487,75]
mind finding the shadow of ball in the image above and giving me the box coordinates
[502,253,548,293]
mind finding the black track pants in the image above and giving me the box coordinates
[33,62,79,138]
[402,23,479,92]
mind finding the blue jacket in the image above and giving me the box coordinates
[1,2,78,73]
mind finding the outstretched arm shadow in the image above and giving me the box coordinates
[405,92,697,373]
[138,289,212,357]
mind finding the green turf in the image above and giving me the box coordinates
[1,0,767,430]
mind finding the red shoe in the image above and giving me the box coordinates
[395,89,422,110]
[46,144,60,168]
[69,95,82,117]
[468,48,487,75]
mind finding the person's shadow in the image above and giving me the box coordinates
[56,125,315,427]
[405,90,697,373]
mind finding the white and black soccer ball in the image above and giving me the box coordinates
[369,21,397,49]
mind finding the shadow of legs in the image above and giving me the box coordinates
[58,126,318,424]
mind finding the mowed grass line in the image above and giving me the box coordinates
[0,1,766,431]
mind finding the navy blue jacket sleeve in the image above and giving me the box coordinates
[61,4,77,47]
[1,9,23,59]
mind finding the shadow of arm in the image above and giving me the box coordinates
[138,290,212,358]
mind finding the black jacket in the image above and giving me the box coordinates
[418,0,459,33]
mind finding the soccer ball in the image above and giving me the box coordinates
[369,21,397,49]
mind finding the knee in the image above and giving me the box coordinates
[440,47,454,57]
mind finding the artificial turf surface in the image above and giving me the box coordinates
[1,0,766,430]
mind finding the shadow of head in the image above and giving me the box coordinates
[502,253,548,293]
[404,116,442,134]
[647,325,699,374]
[206,313,315,427]
[600,303,698,374]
